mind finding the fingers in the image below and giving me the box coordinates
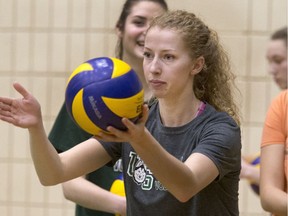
[97,104,149,142]
[13,82,30,98]
[0,115,15,125]
[0,82,28,125]
[0,98,12,111]
[0,102,15,124]
[0,82,28,112]
[118,104,149,130]
[96,129,123,142]
[0,97,13,109]
[106,125,126,137]
[141,104,149,122]
[0,82,30,106]
[129,104,149,126]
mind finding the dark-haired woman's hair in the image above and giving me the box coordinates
[271,26,287,46]
[115,0,168,59]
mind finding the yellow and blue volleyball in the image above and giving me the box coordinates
[249,153,260,195]
[110,173,125,216]
[110,173,125,197]
[65,57,144,135]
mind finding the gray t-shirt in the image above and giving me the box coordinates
[101,102,241,216]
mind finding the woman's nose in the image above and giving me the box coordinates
[149,58,161,74]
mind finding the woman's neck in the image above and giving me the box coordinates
[158,94,201,127]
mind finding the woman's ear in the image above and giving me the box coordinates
[191,56,205,75]
[116,27,123,38]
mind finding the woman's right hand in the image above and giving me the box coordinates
[0,82,42,129]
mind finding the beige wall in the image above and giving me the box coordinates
[0,0,286,215]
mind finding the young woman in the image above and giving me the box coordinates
[267,27,287,90]
[48,0,168,215]
[240,27,287,192]
[260,89,287,216]
[0,10,241,215]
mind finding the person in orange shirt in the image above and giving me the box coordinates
[260,89,288,216]
[240,26,287,193]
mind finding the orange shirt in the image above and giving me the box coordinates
[261,89,288,186]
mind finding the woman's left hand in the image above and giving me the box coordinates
[0,82,42,129]
[95,104,149,143]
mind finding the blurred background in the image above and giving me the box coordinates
[0,0,286,215]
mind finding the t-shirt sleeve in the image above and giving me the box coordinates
[261,90,287,147]
[100,141,122,166]
[48,103,92,153]
[195,114,241,181]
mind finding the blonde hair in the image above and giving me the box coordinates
[147,10,241,125]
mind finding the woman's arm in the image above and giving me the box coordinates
[260,144,287,216]
[0,82,110,185]
[62,176,126,215]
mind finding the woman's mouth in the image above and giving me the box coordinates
[149,79,165,88]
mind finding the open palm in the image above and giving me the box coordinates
[0,82,42,128]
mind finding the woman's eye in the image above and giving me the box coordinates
[134,21,144,26]
[269,59,284,66]
[143,51,152,59]
[268,56,286,65]
[133,18,146,27]
[164,55,174,61]
[274,58,285,65]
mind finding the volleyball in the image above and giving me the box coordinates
[110,173,125,216]
[110,173,125,197]
[65,57,144,135]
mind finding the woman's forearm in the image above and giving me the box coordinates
[62,176,126,215]
[261,188,287,216]
[29,123,64,186]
